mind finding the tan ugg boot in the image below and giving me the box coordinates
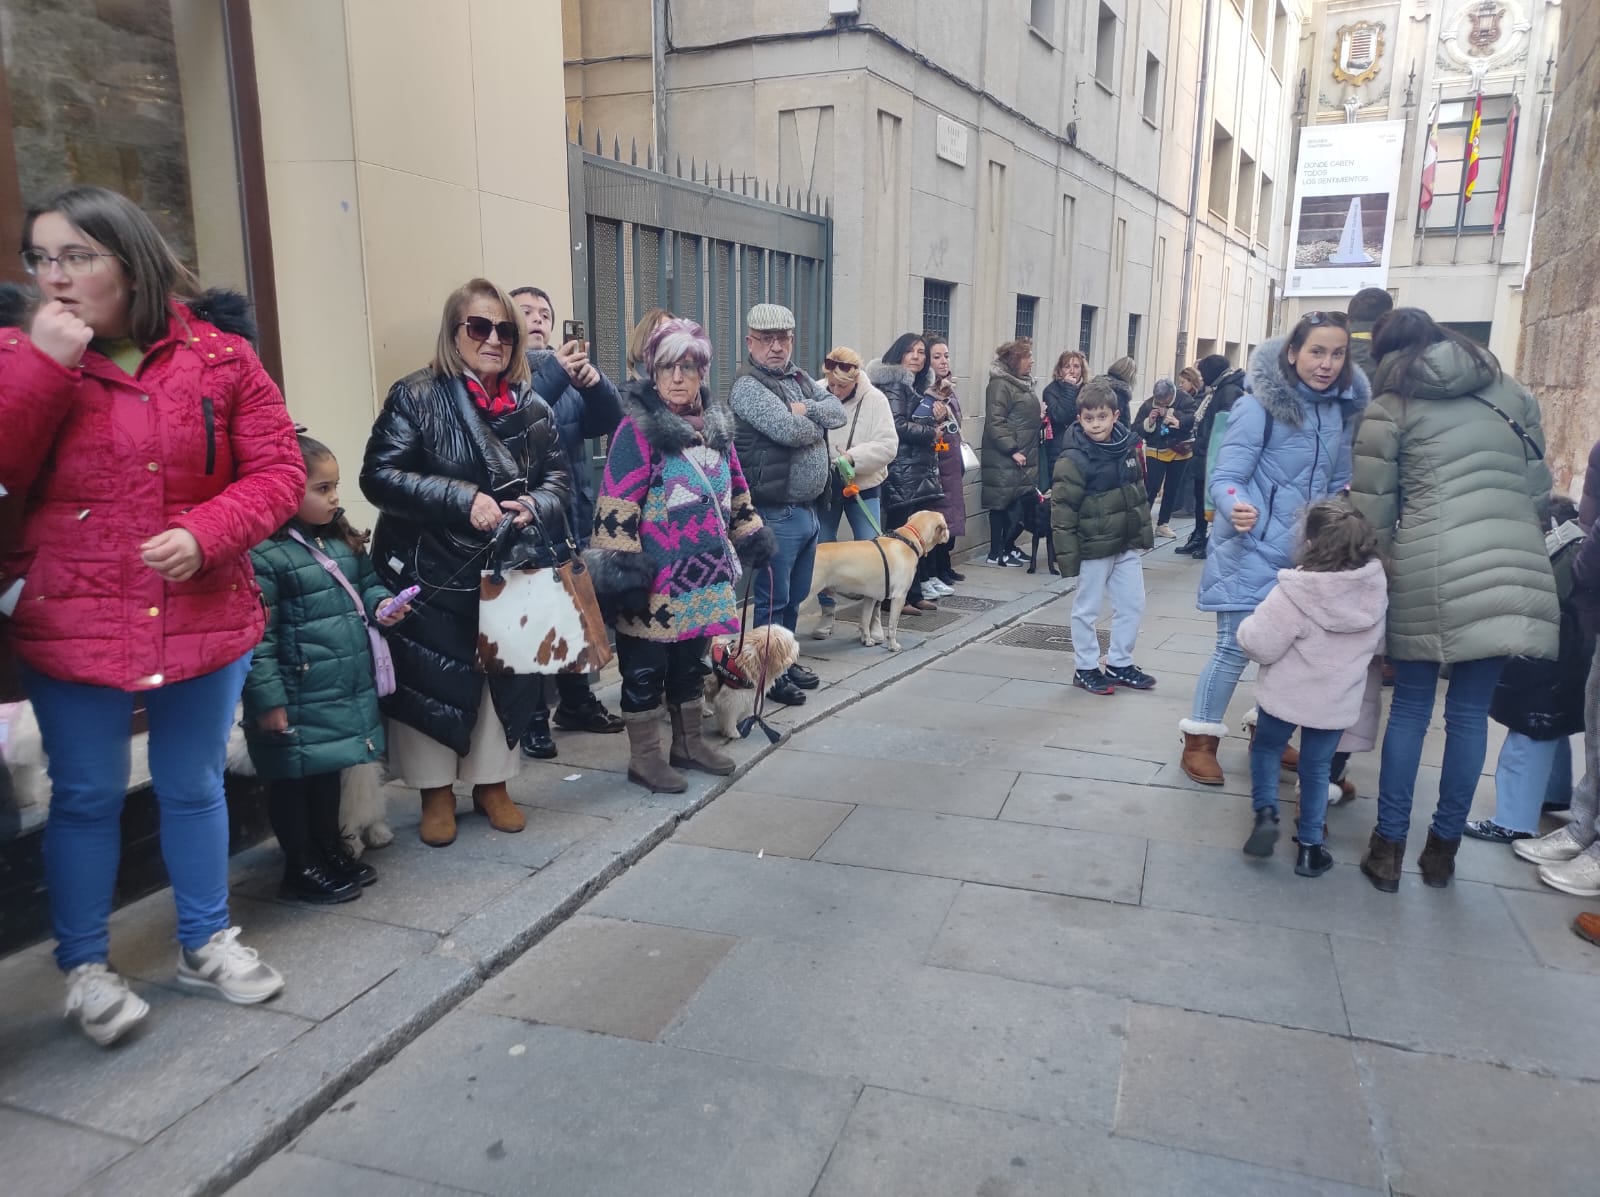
[419,786,458,847]
[625,712,687,793]
[472,782,526,833]
[669,703,735,775]
[1178,719,1227,786]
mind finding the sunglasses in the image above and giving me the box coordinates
[1303,311,1350,328]
[457,317,518,344]
[823,358,859,373]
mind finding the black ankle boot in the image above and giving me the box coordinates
[322,844,377,887]
[280,863,361,904]
[521,709,557,759]
[1295,842,1335,877]
[1243,808,1280,857]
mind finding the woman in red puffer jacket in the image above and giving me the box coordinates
[0,186,303,1045]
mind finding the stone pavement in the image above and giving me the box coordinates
[0,530,1074,1197]
[8,523,1600,1196]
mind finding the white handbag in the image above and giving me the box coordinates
[960,442,979,472]
[477,517,613,676]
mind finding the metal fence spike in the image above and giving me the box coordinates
[647,144,654,170]
[612,135,621,160]
[630,138,637,166]
[576,119,584,147]
[765,181,772,202]
[717,167,724,189]
[691,159,698,182]
[675,154,683,178]
[825,197,832,219]
[594,129,602,155]
[785,186,792,208]
[564,116,571,142]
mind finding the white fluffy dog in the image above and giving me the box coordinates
[701,624,801,739]
[1,702,390,858]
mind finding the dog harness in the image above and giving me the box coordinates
[868,524,927,601]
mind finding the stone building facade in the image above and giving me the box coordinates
[1519,0,1599,496]
[564,0,1302,397]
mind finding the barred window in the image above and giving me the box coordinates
[922,279,953,341]
[1015,294,1038,341]
[1127,313,1142,361]
[1079,305,1097,356]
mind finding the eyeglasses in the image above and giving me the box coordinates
[1303,311,1350,328]
[457,317,518,344]
[656,360,703,378]
[20,248,120,277]
[751,331,793,345]
[823,358,858,373]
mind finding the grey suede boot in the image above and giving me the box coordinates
[669,703,735,775]
[625,713,687,793]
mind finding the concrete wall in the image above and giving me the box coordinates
[251,0,574,527]
[1519,0,1600,498]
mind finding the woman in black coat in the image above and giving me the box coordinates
[1040,349,1086,488]
[867,332,945,610]
[362,278,570,847]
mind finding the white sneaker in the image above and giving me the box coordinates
[923,578,952,597]
[1513,825,1592,864]
[1538,848,1600,897]
[176,927,285,1005]
[64,963,149,1047]
[1155,524,1176,539]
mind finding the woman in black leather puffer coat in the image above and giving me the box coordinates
[361,278,569,847]
[867,332,945,610]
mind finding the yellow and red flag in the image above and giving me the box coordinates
[1463,93,1484,200]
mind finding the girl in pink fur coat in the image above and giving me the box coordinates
[1236,503,1389,876]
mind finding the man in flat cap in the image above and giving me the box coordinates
[729,303,845,706]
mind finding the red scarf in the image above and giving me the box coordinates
[466,374,517,417]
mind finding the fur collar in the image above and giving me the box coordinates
[1247,337,1371,428]
[866,358,910,389]
[989,361,1033,386]
[0,283,258,346]
[620,378,735,453]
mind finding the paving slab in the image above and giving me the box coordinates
[1140,839,1536,964]
[1113,1004,1385,1190]
[585,843,960,959]
[815,804,1147,903]
[293,1015,858,1197]
[671,789,854,858]
[467,914,735,1041]
[1356,1041,1600,1197]
[1499,885,1600,974]
[1332,934,1600,1080]
[737,747,1017,818]
[229,1151,490,1196]
[999,772,1266,851]
[929,883,1349,1033]
[813,1086,1380,1197]
[0,1105,133,1197]
[112,894,436,1022]
[0,980,307,1143]
[664,938,1127,1127]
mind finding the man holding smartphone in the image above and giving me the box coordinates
[512,285,624,753]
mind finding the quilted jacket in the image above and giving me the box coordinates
[0,292,303,690]
[361,368,569,756]
[980,363,1043,512]
[242,526,391,779]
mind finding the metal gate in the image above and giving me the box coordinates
[567,130,832,400]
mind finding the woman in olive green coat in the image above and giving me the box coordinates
[1349,309,1558,893]
[980,338,1042,563]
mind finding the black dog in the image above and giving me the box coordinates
[1021,490,1059,576]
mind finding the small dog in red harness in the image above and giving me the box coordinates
[702,625,801,740]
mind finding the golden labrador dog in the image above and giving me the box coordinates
[808,510,950,652]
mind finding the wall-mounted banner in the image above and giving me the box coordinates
[1285,120,1406,297]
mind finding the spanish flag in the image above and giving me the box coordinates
[1463,93,1484,200]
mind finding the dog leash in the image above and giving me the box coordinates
[732,566,781,744]
[834,456,884,537]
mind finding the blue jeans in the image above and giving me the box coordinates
[1191,610,1250,724]
[752,503,820,632]
[24,654,251,971]
[1377,657,1507,842]
[1250,709,1342,845]
[817,492,880,612]
[1492,731,1571,834]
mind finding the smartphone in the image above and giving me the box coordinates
[562,319,586,347]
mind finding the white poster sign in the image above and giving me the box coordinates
[1284,120,1406,297]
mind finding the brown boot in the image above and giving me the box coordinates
[669,703,735,775]
[1417,830,1459,888]
[1573,912,1600,947]
[472,781,525,833]
[1178,720,1227,786]
[419,786,458,847]
[1360,829,1405,893]
[625,713,687,793]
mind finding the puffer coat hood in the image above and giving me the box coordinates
[241,525,390,779]
[1198,339,1370,612]
[867,359,943,513]
[1237,559,1389,731]
[980,362,1042,511]
[1351,340,1557,662]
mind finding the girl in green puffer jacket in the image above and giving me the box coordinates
[243,435,412,905]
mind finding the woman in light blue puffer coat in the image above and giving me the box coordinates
[1178,312,1371,785]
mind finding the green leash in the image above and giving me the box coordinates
[835,456,883,536]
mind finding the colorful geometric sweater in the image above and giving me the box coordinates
[588,384,766,643]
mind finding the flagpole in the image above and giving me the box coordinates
[1416,87,1441,267]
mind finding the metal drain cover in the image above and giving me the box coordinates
[935,594,1000,612]
[838,608,966,633]
[994,622,1111,652]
